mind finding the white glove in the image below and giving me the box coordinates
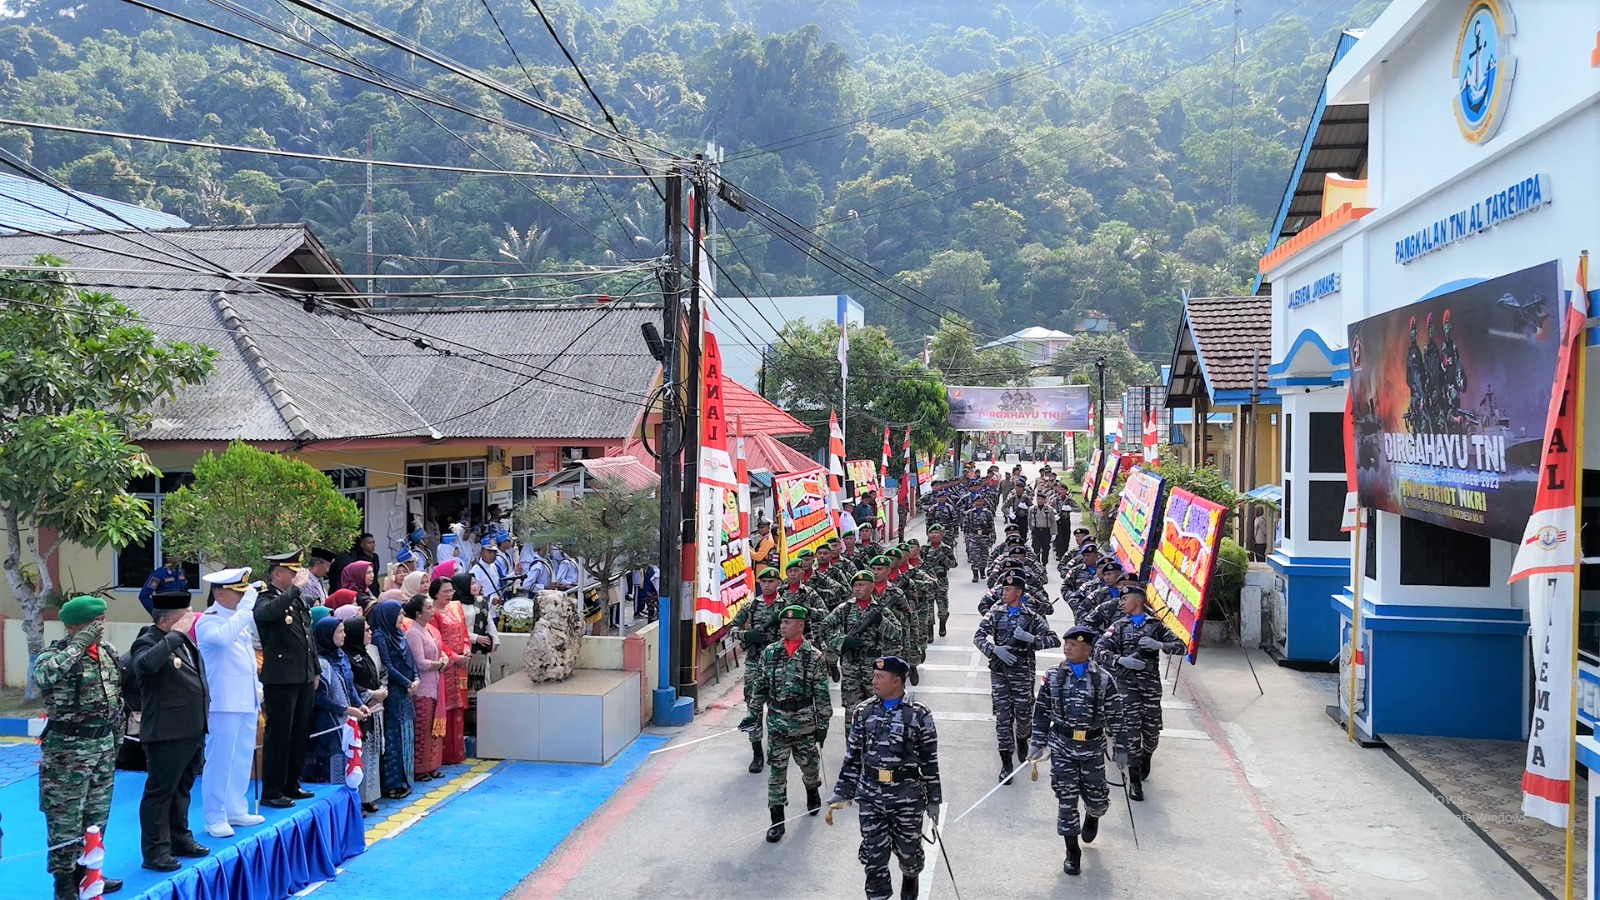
[1117,655,1147,671]
[991,646,1018,666]
[1138,635,1163,651]
[239,586,260,613]
[1011,626,1036,644]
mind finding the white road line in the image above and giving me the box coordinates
[1160,728,1212,741]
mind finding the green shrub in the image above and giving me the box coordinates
[1206,537,1251,624]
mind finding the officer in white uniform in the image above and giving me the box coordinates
[471,538,507,602]
[195,567,266,838]
[519,541,550,593]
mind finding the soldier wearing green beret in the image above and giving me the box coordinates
[734,566,787,774]
[900,542,941,659]
[822,571,906,714]
[749,605,833,843]
[34,596,125,899]
[922,525,958,637]
[873,552,920,682]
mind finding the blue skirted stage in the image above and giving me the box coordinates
[0,760,365,900]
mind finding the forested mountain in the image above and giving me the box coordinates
[0,0,1385,352]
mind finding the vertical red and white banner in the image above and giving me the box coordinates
[1341,390,1359,531]
[694,312,738,629]
[900,426,913,517]
[1142,409,1160,463]
[827,411,846,530]
[1509,255,1587,829]
[734,415,753,614]
[880,425,890,497]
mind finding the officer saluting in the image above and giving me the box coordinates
[254,550,317,808]
[34,596,125,899]
[828,656,941,900]
[1028,625,1128,876]
[131,590,209,871]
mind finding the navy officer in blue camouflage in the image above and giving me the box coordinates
[975,574,1060,784]
[1028,624,1129,876]
[1094,583,1185,800]
[828,656,941,900]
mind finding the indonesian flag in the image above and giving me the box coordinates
[77,826,105,899]
[1142,410,1160,462]
[1510,254,1588,828]
[1341,390,1359,531]
[880,426,890,496]
[342,717,365,789]
[828,411,846,524]
[900,426,912,513]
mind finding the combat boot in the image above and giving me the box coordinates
[748,740,764,774]
[900,872,920,899]
[806,785,822,816]
[1128,772,1144,802]
[1081,814,1100,844]
[53,873,76,900]
[1015,735,1029,765]
[909,665,920,686]
[1141,751,1153,780]
[1063,835,1082,875]
[765,805,785,843]
[999,750,1014,785]
[938,617,947,637]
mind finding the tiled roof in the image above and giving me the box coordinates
[0,228,657,443]
[574,457,659,491]
[1166,295,1272,405]
[741,432,820,474]
[0,172,189,234]
[722,379,809,437]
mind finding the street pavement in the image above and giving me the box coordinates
[511,487,1538,900]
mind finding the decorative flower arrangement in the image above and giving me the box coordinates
[499,597,536,633]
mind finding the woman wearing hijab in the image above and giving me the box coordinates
[430,577,472,764]
[430,558,459,582]
[370,599,418,799]
[304,618,369,787]
[404,593,449,780]
[310,605,333,626]
[450,572,498,741]
[338,561,377,610]
[343,615,387,814]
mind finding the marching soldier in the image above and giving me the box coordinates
[1028,625,1128,876]
[900,541,938,648]
[35,596,126,899]
[839,530,862,571]
[974,575,1060,784]
[255,550,316,809]
[961,494,995,582]
[873,552,920,684]
[736,567,788,774]
[749,605,832,843]
[1094,585,1184,800]
[823,572,907,713]
[920,525,956,636]
[855,521,884,567]
[828,656,941,900]
[1086,569,1139,633]
[781,559,831,642]
[976,564,1053,618]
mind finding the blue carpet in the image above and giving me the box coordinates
[0,768,359,900]
[317,735,666,899]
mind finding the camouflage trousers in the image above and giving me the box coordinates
[989,668,1037,752]
[963,535,991,574]
[39,732,116,875]
[839,657,876,716]
[741,649,771,745]
[858,797,926,900]
[1050,750,1110,837]
[766,729,821,806]
[1125,675,1164,761]
[915,596,937,646]
[902,620,926,668]
[934,585,949,626]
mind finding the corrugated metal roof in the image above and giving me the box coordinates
[723,379,809,437]
[0,172,189,234]
[1166,296,1272,405]
[575,457,659,491]
[366,305,661,441]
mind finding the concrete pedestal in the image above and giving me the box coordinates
[476,668,641,764]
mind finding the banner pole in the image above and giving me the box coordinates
[1563,254,1587,900]
[1347,507,1364,743]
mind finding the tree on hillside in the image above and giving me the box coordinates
[926,316,1032,387]
[0,260,214,694]
[1051,331,1157,403]
[160,441,365,570]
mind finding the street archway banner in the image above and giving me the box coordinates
[945,385,1090,431]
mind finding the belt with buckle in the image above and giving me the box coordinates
[872,766,920,784]
[1053,725,1103,742]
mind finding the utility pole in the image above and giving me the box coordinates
[676,154,710,696]
[653,172,692,727]
[1094,356,1107,451]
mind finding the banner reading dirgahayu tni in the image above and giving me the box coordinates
[1347,260,1564,543]
[945,385,1090,431]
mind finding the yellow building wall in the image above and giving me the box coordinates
[0,438,621,623]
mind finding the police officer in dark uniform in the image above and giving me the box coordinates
[254,550,316,808]
[130,590,209,871]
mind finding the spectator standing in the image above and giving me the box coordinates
[429,577,472,764]
[370,600,417,799]
[138,552,189,616]
[404,594,448,781]
[331,534,380,594]
[304,618,369,787]
[338,560,377,610]
[341,614,387,814]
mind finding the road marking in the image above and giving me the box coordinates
[1160,729,1211,741]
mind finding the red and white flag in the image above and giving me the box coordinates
[880,426,890,496]
[900,426,913,515]
[1341,390,1359,531]
[1510,254,1588,828]
[1142,409,1160,462]
[827,411,846,528]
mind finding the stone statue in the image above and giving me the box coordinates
[523,590,583,683]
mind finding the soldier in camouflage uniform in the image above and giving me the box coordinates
[974,575,1060,784]
[735,567,788,773]
[747,605,833,843]
[854,522,884,571]
[1094,584,1184,801]
[1028,625,1129,876]
[1085,568,1138,633]
[976,564,1054,618]
[780,559,831,643]
[961,494,995,583]
[34,596,126,900]
[873,552,921,682]
[900,541,939,648]
[828,656,941,900]
[920,525,957,636]
[823,572,907,714]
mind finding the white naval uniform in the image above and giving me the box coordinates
[519,548,550,593]
[195,593,261,829]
